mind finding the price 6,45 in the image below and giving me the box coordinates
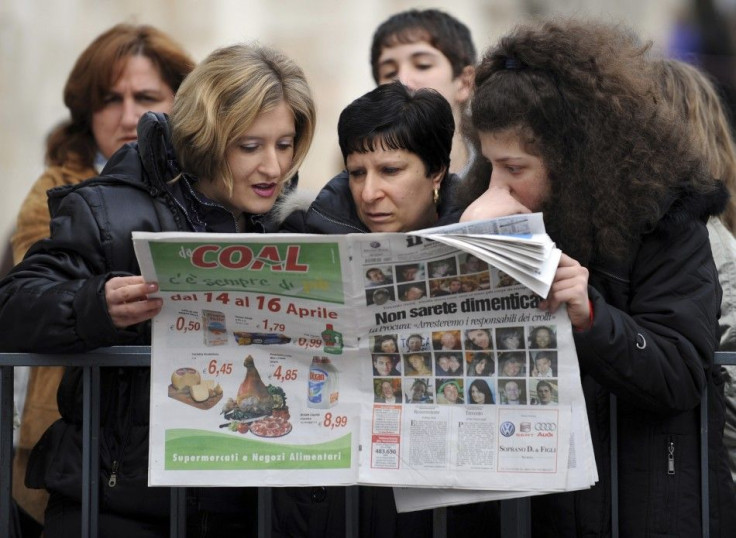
[208,359,232,376]
[323,412,348,429]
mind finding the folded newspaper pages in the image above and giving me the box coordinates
[133,213,596,495]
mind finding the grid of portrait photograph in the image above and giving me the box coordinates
[363,253,528,307]
[369,324,560,407]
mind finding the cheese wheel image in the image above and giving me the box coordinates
[171,367,201,390]
[190,383,210,402]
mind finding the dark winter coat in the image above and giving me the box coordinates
[0,112,274,527]
[532,184,736,537]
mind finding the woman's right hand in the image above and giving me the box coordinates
[460,186,531,222]
[105,275,163,329]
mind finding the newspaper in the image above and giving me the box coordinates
[133,213,595,492]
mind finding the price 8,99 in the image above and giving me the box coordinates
[323,412,348,429]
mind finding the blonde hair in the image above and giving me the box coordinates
[171,43,315,196]
[655,58,736,233]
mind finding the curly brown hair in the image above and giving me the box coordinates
[462,19,715,265]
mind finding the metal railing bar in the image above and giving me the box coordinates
[499,497,530,537]
[0,346,152,368]
[170,488,186,538]
[714,351,736,366]
[4,349,733,537]
[346,485,359,537]
[0,365,14,538]
[81,365,101,538]
[610,394,618,538]
[431,506,447,538]
[258,487,271,538]
[700,390,709,538]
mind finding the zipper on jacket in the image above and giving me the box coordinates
[108,460,119,487]
[667,440,675,475]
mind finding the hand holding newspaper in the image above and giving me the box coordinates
[133,212,595,496]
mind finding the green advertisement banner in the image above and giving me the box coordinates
[166,429,352,470]
[148,241,344,303]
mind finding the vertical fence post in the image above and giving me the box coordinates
[345,485,359,537]
[700,391,710,538]
[258,487,272,538]
[0,366,14,538]
[500,497,530,537]
[81,366,100,538]
[170,488,186,538]
[432,506,447,538]
[610,394,618,538]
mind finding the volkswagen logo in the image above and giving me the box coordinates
[500,421,516,437]
[534,423,557,431]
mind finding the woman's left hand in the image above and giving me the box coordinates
[105,275,163,329]
[539,254,591,330]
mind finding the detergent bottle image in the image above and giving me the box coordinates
[321,323,344,354]
[307,356,339,408]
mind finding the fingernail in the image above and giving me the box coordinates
[147,283,158,291]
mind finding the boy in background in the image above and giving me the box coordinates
[371,9,476,176]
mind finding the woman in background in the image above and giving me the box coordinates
[12,23,194,262]
[10,23,194,527]
[655,57,736,482]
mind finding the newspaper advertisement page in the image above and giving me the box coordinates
[134,220,580,490]
[134,232,364,487]
[349,232,572,491]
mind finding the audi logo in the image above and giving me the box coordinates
[534,423,557,431]
[500,421,516,437]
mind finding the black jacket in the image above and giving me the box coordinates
[279,169,462,234]
[0,112,274,522]
[532,184,736,537]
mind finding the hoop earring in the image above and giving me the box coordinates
[433,188,440,205]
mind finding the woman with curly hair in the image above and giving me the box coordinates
[461,19,736,537]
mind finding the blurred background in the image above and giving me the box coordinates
[1,0,736,258]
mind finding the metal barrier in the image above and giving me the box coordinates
[2,347,733,537]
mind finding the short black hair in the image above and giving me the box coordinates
[370,9,476,82]
[338,81,453,177]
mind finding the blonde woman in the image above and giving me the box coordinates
[0,42,315,537]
